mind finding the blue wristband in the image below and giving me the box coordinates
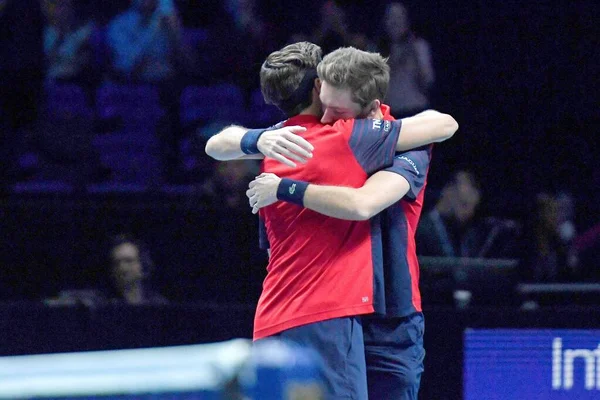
[240,129,266,154]
[277,178,309,206]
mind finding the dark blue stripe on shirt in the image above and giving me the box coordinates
[258,217,269,250]
[348,119,402,175]
[385,145,432,201]
[381,203,417,317]
[370,214,386,315]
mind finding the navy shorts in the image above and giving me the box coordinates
[363,312,425,400]
[272,317,368,400]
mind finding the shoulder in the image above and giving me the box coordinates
[108,11,136,31]
[331,118,355,134]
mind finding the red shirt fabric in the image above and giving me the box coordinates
[254,113,402,339]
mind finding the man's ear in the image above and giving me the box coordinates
[366,99,382,118]
[315,78,322,93]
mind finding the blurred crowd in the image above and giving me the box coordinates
[0,0,598,306]
[1,0,436,187]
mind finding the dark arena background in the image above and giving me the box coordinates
[1,0,599,399]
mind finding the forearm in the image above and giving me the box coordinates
[396,110,458,151]
[303,185,369,221]
[205,125,265,161]
[302,171,410,221]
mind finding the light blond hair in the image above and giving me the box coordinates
[317,47,390,108]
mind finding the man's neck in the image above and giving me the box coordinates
[297,102,321,117]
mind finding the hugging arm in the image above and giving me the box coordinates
[204,124,313,168]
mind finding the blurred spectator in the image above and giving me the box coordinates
[42,0,98,91]
[311,0,352,54]
[106,0,189,84]
[377,2,434,118]
[521,193,579,282]
[106,0,194,182]
[417,170,519,258]
[310,1,374,54]
[214,0,278,93]
[104,234,167,304]
[201,160,260,210]
[417,171,482,257]
[49,234,168,306]
[523,193,568,282]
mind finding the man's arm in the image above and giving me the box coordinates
[247,171,410,221]
[247,147,431,219]
[396,110,458,151]
[204,124,313,168]
[303,171,410,220]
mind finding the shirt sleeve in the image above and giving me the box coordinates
[384,145,432,201]
[258,215,269,250]
[344,119,402,175]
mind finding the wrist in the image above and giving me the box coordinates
[240,129,266,154]
[277,178,309,206]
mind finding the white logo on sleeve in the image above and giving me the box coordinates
[384,120,391,132]
[372,120,382,130]
[289,183,296,194]
[362,296,369,303]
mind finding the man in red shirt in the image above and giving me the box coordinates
[205,42,457,399]
[246,46,438,400]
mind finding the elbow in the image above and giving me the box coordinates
[354,208,372,221]
[353,198,377,221]
[204,136,223,160]
[437,114,459,142]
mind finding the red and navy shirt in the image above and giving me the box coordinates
[254,114,401,340]
[380,105,432,316]
[379,147,432,316]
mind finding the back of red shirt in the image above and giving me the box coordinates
[255,114,402,339]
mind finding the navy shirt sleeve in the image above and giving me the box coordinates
[348,119,402,175]
[384,145,432,201]
[258,216,269,250]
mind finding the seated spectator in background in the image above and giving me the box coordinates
[377,2,434,118]
[42,0,97,89]
[106,0,189,84]
[416,170,519,258]
[103,234,168,304]
[48,234,167,306]
[521,193,579,282]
